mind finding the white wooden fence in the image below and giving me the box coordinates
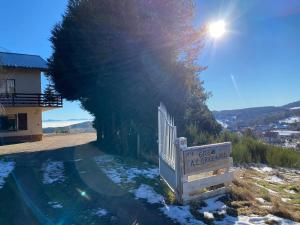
[158,103,234,204]
[158,103,178,191]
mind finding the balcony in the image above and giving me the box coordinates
[0,93,63,108]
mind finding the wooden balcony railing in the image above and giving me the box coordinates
[0,93,63,107]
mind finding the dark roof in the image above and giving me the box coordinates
[0,51,48,71]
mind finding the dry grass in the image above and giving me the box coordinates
[229,169,300,222]
[270,197,300,222]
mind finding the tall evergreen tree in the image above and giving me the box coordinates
[48,0,221,157]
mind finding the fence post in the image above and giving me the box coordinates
[175,137,187,204]
[12,93,15,106]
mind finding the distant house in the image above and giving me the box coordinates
[263,131,281,144]
[0,52,62,144]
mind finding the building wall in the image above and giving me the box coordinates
[0,107,42,138]
[0,68,41,93]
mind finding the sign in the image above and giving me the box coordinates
[183,142,231,175]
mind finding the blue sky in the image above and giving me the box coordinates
[1,0,300,120]
[197,0,300,110]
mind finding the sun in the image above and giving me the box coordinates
[208,20,226,39]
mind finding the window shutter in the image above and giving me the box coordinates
[18,113,28,130]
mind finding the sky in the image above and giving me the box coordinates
[196,0,300,110]
[1,0,300,120]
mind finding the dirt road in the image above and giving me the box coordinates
[0,134,176,225]
[0,133,97,155]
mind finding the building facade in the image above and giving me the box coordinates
[0,52,62,144]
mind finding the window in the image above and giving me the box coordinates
[0,79,15,94]
[18,113,28,130]
[0,115,17,131]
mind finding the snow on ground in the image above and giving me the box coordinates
[283,140,298,149]
[279,116,300,124]
[48,201,63,209]
[95,156,300,225]
[201,196,297,225]
[0,160,15,189]
[291,107,300,110]
[285,189,296,194]
[94,155,158,185]
[216,120,228,129]
[91,208,108,217]
[199,196,227,215]
[256,198,266,204]
[131,184,163,204]
[216,214,297,225]
[251,165,273,173]
[272,130,300,136]
[161,205,204,225]
[266,175,285,184]
[281,197,291,203]
[42,160,65,184]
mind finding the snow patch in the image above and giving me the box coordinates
[281,198,290,203]
[247,214,295,225]
[183,194,297,225]
[91,208,108,217]
[48,201,63,208]
[131,184,163,204]
[42,160,65,184]
[73,158,82,162]
[0,160,15,189]
[216,214,296,225]
[266,175,284,184]
[160,205,204,225]
[256,198,266,204]
[199,196,227,214]
[272,130,300,136]
[131,184,205,224]
[251,165,273,173]
[94,155,158,185]
[279,116,300,124]
[217,120,228,129]
[203,212,214,219]
[291,107,300,110]
[285,189,296,194]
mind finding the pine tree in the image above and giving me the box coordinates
[47,0,221,157]
[44,83,56,106]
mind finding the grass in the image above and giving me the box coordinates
[158,179,176,204]
[215,132,300,169]
[229,169,300,222]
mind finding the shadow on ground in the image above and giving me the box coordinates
[0,142,176,225]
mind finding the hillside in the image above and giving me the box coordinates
[43,121,95,134]
[214,100,300,128]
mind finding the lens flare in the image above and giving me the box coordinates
[208,20,226,39]
[76,188,90,200]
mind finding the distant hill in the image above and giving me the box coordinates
[213,100,300,128]
[282,100,300,109]
[43,121,96,134]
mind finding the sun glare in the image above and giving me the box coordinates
[208,20,226,39]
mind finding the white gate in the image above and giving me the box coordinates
[158,102,178,191]
[158,103,234,204]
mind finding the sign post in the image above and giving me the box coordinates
[158,103,234,204]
